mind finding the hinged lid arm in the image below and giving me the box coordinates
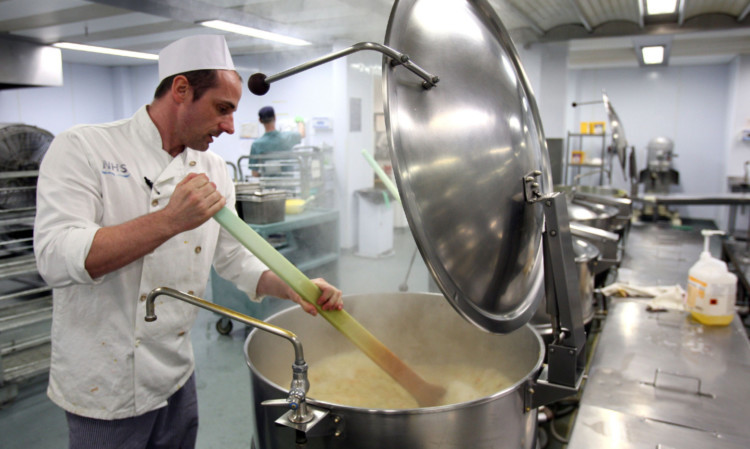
[523,174,587,407]
[248,42,439,95]
[541,193,586,355]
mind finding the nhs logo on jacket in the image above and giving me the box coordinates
[102,160,130,177]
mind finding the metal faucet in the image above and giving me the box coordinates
[145,287,322,426]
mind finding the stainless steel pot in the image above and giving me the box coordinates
[530,238,599,335]
[244,293,544,449]
[557,186,632,237]
[567,198,622,233]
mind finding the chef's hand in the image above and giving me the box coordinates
[257,271,343,316]
[163,173,226,233]
[310,278,343,313]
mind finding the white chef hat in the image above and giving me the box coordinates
[158,34,236,82]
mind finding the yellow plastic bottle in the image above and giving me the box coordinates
[686,230,736,326]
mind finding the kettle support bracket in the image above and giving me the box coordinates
[524,174,587,408]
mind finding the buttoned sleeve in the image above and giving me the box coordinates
[34,129,102,287]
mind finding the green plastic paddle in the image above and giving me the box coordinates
[213,207,445,407]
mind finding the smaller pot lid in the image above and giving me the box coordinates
[571,199,618,218]
[383,0,552,333]
[572,238,600,264]
[235,182,261,194]
[237,189,287,201]
[602,91,627,176]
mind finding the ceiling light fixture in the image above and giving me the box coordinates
[53,42,158,60]
[633,35,671,67]
[199,20,311,46]
[641,45,665,64]
[646,0,677,15]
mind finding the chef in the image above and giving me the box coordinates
[33,34,342,449]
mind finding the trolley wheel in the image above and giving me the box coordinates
[215,317,233,335]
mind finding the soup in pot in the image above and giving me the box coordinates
[308,350,512,409]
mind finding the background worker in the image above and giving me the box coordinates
[33,34,342,449]
[249,106,305,177]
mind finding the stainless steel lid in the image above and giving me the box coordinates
[567,202,604,222]
[237,189,287,202]
[602,91,627,174]
[572,199,618,219]
[383,0,552,333]
[572,238,600,264]
[235,181,261,194]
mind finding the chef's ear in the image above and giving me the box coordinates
[171,75,191,103]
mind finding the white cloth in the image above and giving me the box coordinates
[34,106,267,419]
[158,34,235,81]
[599,282,686,311]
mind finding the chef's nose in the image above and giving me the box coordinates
[220,114,235,135]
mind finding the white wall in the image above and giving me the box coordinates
[536,42,569,139]
[565,64,730,223]
[334,46,380,249]
[723,54,750,232]
[516,42,742,227]
[0,45,380,249]
[0,63,119,134]
[725,55,750,176]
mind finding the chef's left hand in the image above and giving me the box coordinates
[257,271,343,316]
[289,278,342,316]
[310,278,343,313]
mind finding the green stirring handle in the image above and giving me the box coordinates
[213,207,445,406]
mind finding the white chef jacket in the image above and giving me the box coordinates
[34,106,268,420]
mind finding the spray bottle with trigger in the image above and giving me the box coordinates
[686,230,737,326]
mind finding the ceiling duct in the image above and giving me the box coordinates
[0,37,63,90]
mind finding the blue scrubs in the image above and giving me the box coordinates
[249,130,302,173]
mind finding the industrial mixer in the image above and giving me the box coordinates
[637,136,681,224]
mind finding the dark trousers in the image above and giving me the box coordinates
[66,372,199,449]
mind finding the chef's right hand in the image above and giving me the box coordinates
[163,173,226,233]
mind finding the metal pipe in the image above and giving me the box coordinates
[249,42,438,95]
[0,285,51,302]
[571,100,603,107]
[0,170,39,180]
[225,161,238,182]
[573,168,611,187]
[145,287,305,365]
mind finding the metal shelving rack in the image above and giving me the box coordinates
[564,132,608,186]
[0,170,52,406]
[238,145,335,209]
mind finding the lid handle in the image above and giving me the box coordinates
[248,42,439,95]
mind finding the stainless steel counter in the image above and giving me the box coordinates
[568,221,750,448]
